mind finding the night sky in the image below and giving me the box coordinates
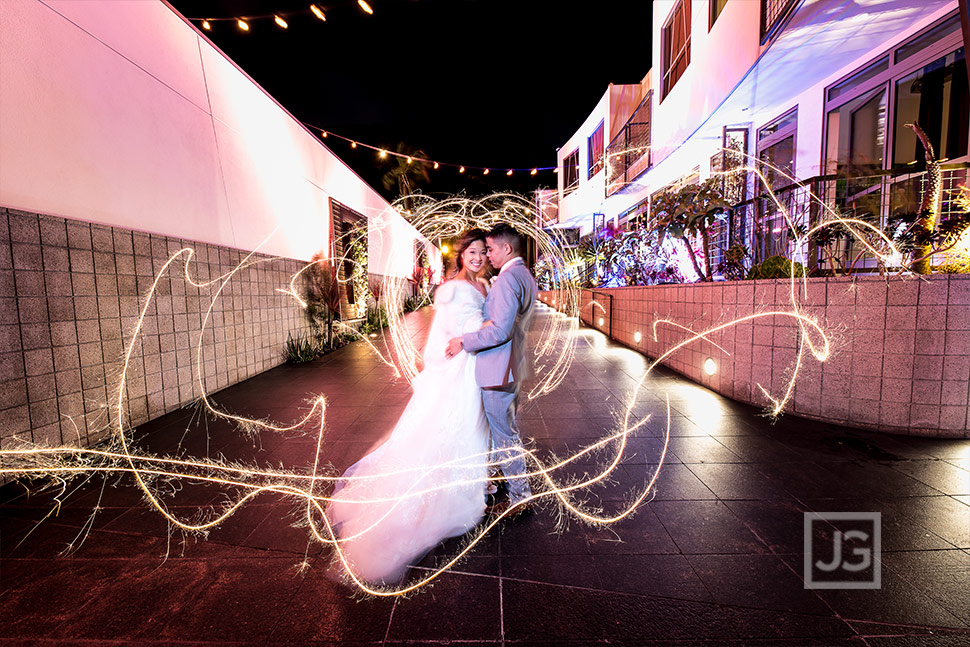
[167,0,653,200]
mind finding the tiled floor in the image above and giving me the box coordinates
[2,304,970,645]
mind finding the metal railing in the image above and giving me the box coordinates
[722,162,969,271]
[606,91,652,197]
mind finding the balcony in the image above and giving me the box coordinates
[605,91,652,197]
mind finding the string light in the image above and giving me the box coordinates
[379,150,387,159]
[531,168,537,175]
[201,20,211,30]
[237,18,249,31]
[351,141,357,148]
[433,162,439,169]
[358,0,375,15]
[506,169,513,176]
[310,4,326,21]
[274,15,288,29]
[459,166,465,173]
[483,169,490,175]
[407,156,413,164]
[321,130,327,138]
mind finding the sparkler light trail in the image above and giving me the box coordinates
[1,161,910,595]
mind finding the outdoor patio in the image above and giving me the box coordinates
[1,303,969,645]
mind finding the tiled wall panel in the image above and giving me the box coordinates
[0,208,306,457]
[542,275,970,438]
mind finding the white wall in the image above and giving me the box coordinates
[0,0,427,277]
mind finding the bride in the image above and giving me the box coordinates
[326,228,492,585]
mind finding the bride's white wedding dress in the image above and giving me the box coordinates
[326,279,489,585]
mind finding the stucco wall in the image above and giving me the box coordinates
[0,0,427,277]
[542,275,970,437]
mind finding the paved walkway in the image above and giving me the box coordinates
[1,304,969,645]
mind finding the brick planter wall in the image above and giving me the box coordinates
[541,275,970,438]
[0,207,308,457]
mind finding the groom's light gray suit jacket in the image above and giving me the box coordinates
[461,258,537,388]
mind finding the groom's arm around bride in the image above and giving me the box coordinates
[445,223,537,510]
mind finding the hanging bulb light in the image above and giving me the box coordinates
[530,168,538,175]
[407,156,413,164]
[379,150,387,159]
[459,166,465,173]
[506,169,513,176]
[237,18,250,31]
[351,141,357,149]
[201,20,212,30]
[274,15,288,28]
[433,162,440,170]
[483,169,490,175]
[310,4,327,21]
[358,0,374,15]
[321,130,328,138]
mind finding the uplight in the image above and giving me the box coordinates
[703,357,717,375]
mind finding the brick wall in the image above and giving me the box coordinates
[541,275,970,438]
[0,207,307,456]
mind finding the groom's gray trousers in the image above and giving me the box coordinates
[482,384,532,504]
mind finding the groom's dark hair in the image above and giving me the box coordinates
[487,222,523,255]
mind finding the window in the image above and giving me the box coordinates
[587,122,605,178]
[562,149,579,194]
[710,0,728,29]
[755,110,797,261]
[760,0,797,41]
[662,0,691,98]
[893,48,968,168]
[619,197,649,229]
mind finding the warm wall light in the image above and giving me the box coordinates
[598,317,604,326]
[358,0,374,14]
[634,331,642,343]
[201,20,211,30]
[274,15,288,28]
[703,357,717,375]
[441,244,450,254]
[237,18,250,31]
[310,4,327,21]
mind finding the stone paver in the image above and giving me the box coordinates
[2,304,969,645]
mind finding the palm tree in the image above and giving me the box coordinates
[381,143,430,212]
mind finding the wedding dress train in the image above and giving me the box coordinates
[326,280,489,585]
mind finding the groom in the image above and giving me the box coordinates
[446,222,537,515]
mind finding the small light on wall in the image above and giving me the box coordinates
[634,331,642,343]
[703,357,717,375]
[598,317,604,326]
[441,244,449,254]
[552,299,556,305]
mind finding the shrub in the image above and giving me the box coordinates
[284,332,319,363]
[746,255,806,280]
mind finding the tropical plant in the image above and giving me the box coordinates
[381,143,430,211]
[303,253,342,349]
[283,332,320,363]
[717,244,750,280]
[360,305,389,335]
[652,178,731,281]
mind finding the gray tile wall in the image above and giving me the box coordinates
[0,207,306,458]
[553,275,970,438]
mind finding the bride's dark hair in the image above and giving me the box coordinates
[448,228,489,278]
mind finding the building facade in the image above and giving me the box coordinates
[547,0,969,279]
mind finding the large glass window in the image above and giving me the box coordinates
[563,149,580,194]
[588,122,605,178]
[825,87,887,173]
[893,48,968,168]
[662,0,691,98]
[710,0,728,29]
[755,110,797,261]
